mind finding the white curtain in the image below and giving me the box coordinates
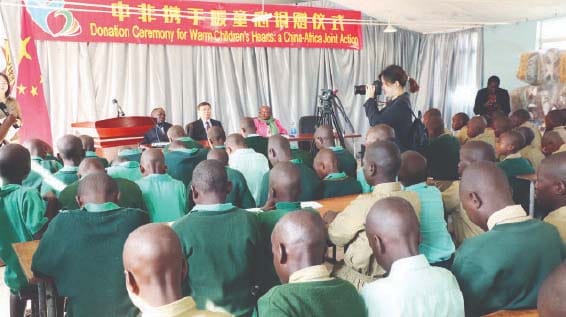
[0,1,482,145]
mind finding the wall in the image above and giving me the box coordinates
[483,21,538,91]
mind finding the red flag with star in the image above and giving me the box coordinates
[15,8,52,144]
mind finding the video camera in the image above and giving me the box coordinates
[354,80,382,98]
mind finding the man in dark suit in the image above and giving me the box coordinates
[474,75,511,117]
[185,101,223,141]
[141,107,172,145]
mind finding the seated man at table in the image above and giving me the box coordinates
[451,161,565,316]
[241,117,268,158]
[207,126,227,149]
[257,135,322,207]
[314,125,357,177]
[542,131,566,156]
[538,263,566,317]
[206,149,255,209]
[79,134,109,167]
[357,124,396,193]
[451,112,469,144]
[398,151,454,267]
[164,125,203,153]
[141,107,172,145]
[40,134,85,197]
[32,173,149,317]
[165,140,208,186]
[313,148,361,198]
[0,144,51,317]
[255,211,365,317]
[123,223,228,317]
[136,149,187,222]
[186,101,223,141]
[466,116,495,148]
[327,141,421,289]
[423,115,460,181]
[106,156,143,181]
[172,160,261,317]
[537,152,566,242]
[253,105,288,137]
[58,158,145,210]
[517,126,545,170]
[226,133,269,204]
[362,197,464,316]
[22,138,62,190]
[496,131,535,210]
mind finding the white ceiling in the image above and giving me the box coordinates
[204,0,566,33]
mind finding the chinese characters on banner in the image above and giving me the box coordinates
[25,0,363,49]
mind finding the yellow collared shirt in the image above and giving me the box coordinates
[289,265,334,284]
[487,205,531,231]
[142,297,229,317]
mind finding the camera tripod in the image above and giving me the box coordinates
[313,89,355,149]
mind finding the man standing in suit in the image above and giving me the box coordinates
[474,75,511,117]
[141,107,172,145]
[186,101,223,141]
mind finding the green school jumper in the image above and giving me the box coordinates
[85,151,109,168]
[330,146,357,177]
[40,166,79,196]
[163,136,204,153]
[451,219,565,316]
[165,148,208,186]
[255,277,366,317]
[106,161,143,182]
[322,172,362,198]
[58,178,146,210]
[23,156,63,190]
[290,148,313,168]
[256,160,322,207]
[245,135,268,158]
[497,158,535,210]
[172,204,261,317]
[0,184,47,293]
[32,203,149,317]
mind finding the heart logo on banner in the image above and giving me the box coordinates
[25,0,82,37]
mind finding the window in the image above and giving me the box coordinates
[539,17,566,49]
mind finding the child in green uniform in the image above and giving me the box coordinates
[255,211,365,317]
[40,135,84,197]
[164,140,208,186]
[496,131,535,210]
[207,126,227,149]
[22,138,62,190]
[106,156,143,181]
[207,149,255,209]
[241,117,268,158]
[58,158,145,210]
[136,149,187,222]
[257,135,322,207]
[313,148,361,198]
[163,125,203,154]
[314,125,357,177]
[32,173,149,317]
[452,161,565,316]
[172,160,261,317]
[423,115,460,181]
[79,134,109,167]
[0,144,50,317]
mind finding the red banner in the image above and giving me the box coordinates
[25,0,362,49]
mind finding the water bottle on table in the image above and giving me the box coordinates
[289,121,297,137]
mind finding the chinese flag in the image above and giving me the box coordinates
[15,8,52,144]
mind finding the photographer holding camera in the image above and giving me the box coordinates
[359,65,419,152]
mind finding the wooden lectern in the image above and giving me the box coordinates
[71,116,155,160]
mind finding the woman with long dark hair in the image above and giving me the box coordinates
[363,65,419,151]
